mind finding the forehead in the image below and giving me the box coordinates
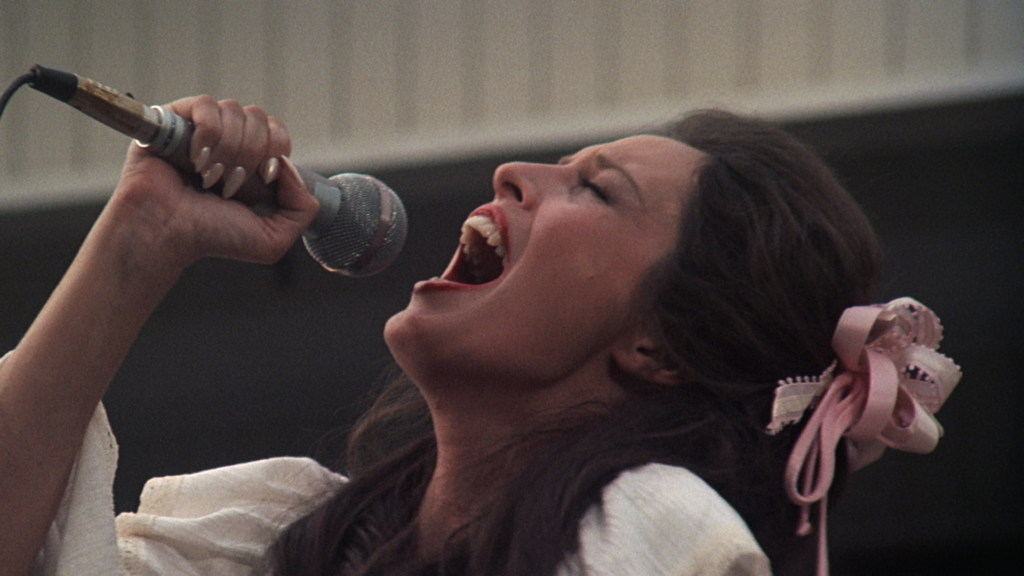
[574,134,704,207]
[576,134,702,179]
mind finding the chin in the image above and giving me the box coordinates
[383,308,413,360]
[383,308,448,385]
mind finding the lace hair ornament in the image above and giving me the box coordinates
[767,297,961,576]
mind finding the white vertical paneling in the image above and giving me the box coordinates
[281,0,333,146]
[806,0,832,81]
[830,0,889,84]
[2,0,1023,211]
[480,0,531,123]
[194,0,224,98]
[219,0,271,109]
[130,0,158,103]
[661,0,690,98]
[0,0,32,176]
[459,0,486,124]
[394,0,419,131]
[976,0,1024,65]
[328,1,354,137]
[527,0,555,113]
[594,0,620,107]
[619,0,669,104]
[904,0,971,74]
[734,0,761,88]
[686,0,743,95]
[760,0,816,90]
[348,0,400,137]
[550,0,600,112]
[260,0,287,117]
[22,1,76,178]
[414,0,464,130]
[884,0,909,74]
[150,0,202,103]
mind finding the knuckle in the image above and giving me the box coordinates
[244,105,269,122]
[219,98,242,112]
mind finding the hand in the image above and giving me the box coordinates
[105,95,320,279]
[0,96,320,576]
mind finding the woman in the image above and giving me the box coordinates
[0,97,958,576]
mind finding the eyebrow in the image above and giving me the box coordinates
[558,152,643,204]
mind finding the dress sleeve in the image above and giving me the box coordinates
[562,464,772,576]
[116,456,346,575]
[32,402,122,576]
[4,352,348,576]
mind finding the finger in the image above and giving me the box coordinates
[206,157,317,266]
[199,99,245,190]
[221,106,270,199]
[258,116,292,185]
[165,95,220,173]
[271,156,319,228]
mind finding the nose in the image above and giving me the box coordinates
[492,162,533,208]
[493,161,572,209]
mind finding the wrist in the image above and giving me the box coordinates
[87,192,191,301]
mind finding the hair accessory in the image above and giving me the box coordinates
[767,297,961,576]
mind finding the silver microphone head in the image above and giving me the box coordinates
[302,173,408,277]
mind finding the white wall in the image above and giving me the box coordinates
[2,0,1022,211]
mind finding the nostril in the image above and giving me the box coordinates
[493,162,537,208]
[493,163,524,204]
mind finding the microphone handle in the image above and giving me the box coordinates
[28,64,336,213]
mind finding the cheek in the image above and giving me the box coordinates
[487,291,626,382]
[541,221,654,302]
[518,227,648,342]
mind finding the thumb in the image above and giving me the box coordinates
[273,156,321,229]
[222,156,318,265]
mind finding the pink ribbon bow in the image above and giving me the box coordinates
[766,297,961,576]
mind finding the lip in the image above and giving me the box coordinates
[414,204,509,293]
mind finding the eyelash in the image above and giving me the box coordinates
[580,178,609,203]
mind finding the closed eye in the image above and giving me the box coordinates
[580,178,609,203]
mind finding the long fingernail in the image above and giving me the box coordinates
[222,166,246,199]
[260,157,280,185]
[192,146,212,173]
[201,162,224,189]
[280,156,302,184]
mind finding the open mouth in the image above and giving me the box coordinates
[444,214,506,285]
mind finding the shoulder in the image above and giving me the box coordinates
[567,464,771,576]
[116,457,346,574]
[131,456,346,518]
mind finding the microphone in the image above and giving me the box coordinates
[26,64,407,277]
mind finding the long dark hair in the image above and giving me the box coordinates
[268,110,881,576]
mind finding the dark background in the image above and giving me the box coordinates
[2,95,1021,574]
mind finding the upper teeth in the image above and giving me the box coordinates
[460,215,506,258]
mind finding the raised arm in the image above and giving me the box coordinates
[0,95,319,576]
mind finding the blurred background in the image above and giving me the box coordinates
[1,1,1021,574]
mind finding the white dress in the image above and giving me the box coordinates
[14,363,769,575]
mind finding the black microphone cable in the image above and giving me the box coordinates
[0,65,407,277]
[0,68,39,122]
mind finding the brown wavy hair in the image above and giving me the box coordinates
[267,110,881,576]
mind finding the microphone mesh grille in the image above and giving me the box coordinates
[302,174,407,277]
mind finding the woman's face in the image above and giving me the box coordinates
[385,135,703,396]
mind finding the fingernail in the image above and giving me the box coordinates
[201,162,224,189]
[280,156,302,184]
[222,166,246,199]
[260,157,280,185]
[192,146,212,173]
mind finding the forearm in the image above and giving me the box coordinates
[0,198,183,576]
[0,94,312,575]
